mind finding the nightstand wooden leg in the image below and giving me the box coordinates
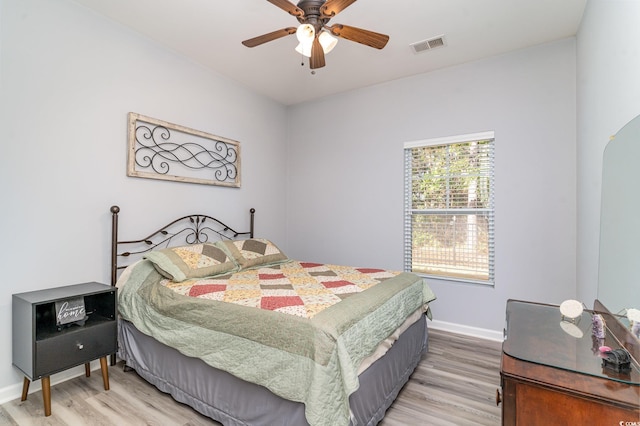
[85,363,91,377]
[21,377,30,401]
[41,376,51,417]
[99,356,110,391]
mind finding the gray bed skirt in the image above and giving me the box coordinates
[118,316,428,426]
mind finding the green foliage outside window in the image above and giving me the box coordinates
[406,139,494,283]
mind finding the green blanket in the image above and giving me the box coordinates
[118,260,436,426]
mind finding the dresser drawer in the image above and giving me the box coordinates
[34,321,117,378]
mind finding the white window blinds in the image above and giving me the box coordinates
[404,132,495,285]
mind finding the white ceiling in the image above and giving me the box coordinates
[70,0,587,106]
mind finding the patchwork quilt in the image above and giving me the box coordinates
[117,259,436,426]
[163,261,405,319]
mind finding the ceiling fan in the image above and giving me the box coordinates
[241,0,389,70]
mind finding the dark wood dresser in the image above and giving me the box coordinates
[500,300,639,425]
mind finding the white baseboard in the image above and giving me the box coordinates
[0,361,102,405]
[429,319,504,342]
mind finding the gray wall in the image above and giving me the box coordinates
[576,0,640,305]
[0,0,288,393]
[286,39,578,334]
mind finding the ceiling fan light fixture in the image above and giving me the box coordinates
[296,23,315,44]
[318,31,338,54]
[295,42,313,57]
[295,31,337,58]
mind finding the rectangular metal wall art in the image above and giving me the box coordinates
[127,112,241,187]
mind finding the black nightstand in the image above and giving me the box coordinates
[12,282,117,416]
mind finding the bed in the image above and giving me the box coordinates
[110,205,436,426]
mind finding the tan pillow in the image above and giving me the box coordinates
[216,239,289,270]
[145,243,238,282]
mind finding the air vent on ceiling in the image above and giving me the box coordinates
[410,35,446,54]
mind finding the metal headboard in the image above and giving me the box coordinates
[110,205,255,287]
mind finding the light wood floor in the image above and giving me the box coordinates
[0,329,502,425]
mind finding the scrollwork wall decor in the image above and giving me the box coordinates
[127,112,241,187]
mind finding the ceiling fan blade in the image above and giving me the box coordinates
[310,37,326,69]
[267,0,304,17]
[328,24,389,49]
[320,0,357,18]
[242,27,297,48]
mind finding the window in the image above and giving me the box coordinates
[404,132,495,285]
